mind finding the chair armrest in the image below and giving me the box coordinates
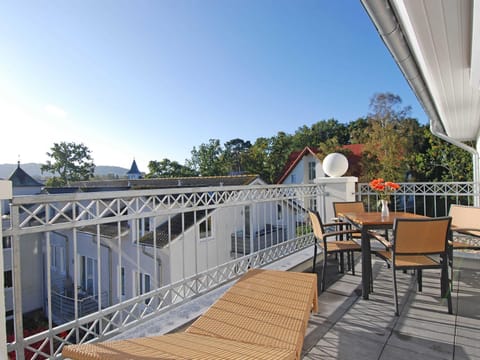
[451,226,480,237]
[324,221,350,227]
[368,231,392,249]
[324,229,360,239]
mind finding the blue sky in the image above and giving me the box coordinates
[0,0,427,172]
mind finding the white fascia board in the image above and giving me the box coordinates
[471,0,480,89]
[391,0,447,132]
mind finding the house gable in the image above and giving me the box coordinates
[277,145,364,184]
[276,146,321,184]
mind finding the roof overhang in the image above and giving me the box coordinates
[361,0,480,142]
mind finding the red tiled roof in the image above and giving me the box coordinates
[342,144,364,178]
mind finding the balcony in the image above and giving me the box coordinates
[50,290,109,324]
[0,180,479,359]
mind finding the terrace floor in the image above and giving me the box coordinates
[302,255,480,359]
[111,251,480,360]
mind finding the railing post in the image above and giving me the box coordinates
[0,181,12,360]
[315,176,358,221]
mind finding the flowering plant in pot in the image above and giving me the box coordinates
[369,178,401,216]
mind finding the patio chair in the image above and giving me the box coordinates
[333,201,366,218]
[332,200,365,238]
[308,210,362,292]
[447,204,480,288]
[448,204,480,252]
[332,201,366,271]
[374,217,452,315]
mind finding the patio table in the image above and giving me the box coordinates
[338,211,427,299]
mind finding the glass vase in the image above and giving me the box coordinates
[380,199,389,218]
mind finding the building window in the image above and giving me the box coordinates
[135,271,151,299]
[290,174,296,183]
[277,204,283,220]
[51,245,66,274]
[308,161,316,180]
[244,206,251,236]
[4,270,13,288]
[138,272,151,304]
[199,216,213,239]
[121,267,125,296]
[79,256,97,295]
[139,217,151,236]
[144,274,151,293]
[2,236,12,249]
[309,198,317,212]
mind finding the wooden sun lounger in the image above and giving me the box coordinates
[62,269,318,360]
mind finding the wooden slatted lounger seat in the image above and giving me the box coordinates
[62,269,318,360]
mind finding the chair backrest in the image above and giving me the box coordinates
[393,217,451,255]
[448,204,480,237]
[308,210,325,245]
[333,201,365,217]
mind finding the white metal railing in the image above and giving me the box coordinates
[1,183,325,359]
[357,181,479,216]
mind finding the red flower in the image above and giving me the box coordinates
[369,178,400,200]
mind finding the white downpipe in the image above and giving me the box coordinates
[0,181,12,360]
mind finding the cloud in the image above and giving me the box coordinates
[44,104,67,118]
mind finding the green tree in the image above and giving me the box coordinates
[187,139,228,176]
[41,142,95,186]
[291,119,349,150]
[362,93,411,181]
[243,137,270,181]
[348,117,370,144]
[268,132,294,183]
[146,159,197,178]
[411,128,473,181]
[291,125,314,150]
[223,138,252,174]
[316,137,343,159]
[311,119,349,145]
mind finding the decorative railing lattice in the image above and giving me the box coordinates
[357,181,479,216]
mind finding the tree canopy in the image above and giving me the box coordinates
[44,93,474,186]
[143,93,473,183]
[41,142,95,186]
[146,159,198,178]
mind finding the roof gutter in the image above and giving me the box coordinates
[361,0,480,192]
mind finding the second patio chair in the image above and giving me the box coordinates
[308,210,362,292]
[374,217,452,315]
[333,201,365,218]
[333,201,365,238]
[446,205,480,291]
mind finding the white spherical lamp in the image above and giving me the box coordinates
[322,152,349,177]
